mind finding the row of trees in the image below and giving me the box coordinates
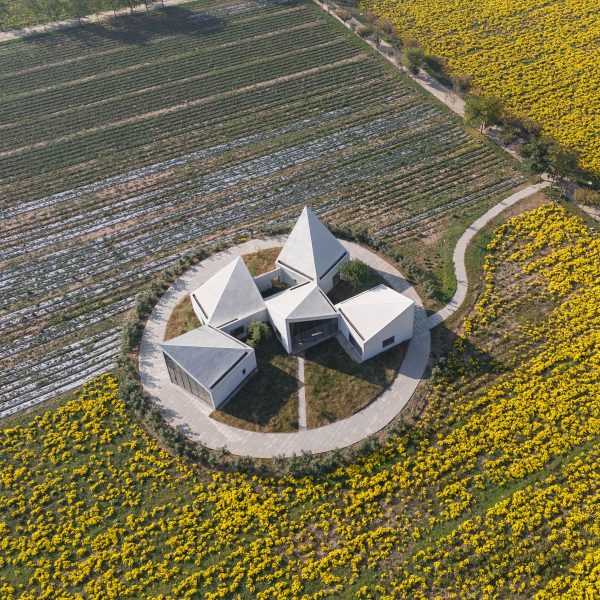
[463,94,580,182]
[333,1,596,194]
[0,0,157,29]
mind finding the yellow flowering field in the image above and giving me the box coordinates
[362,0,600,175]
[0,204,599,597]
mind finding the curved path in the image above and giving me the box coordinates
[428,181,550,328]
[140,239,430,458]
[140,183,548,457]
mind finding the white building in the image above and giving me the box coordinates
[161,206,415,406]
[190,256,268,338]
[160,325,257,409]
[265,282,339,354]
[336,284,414,361]
[275,206,349,292]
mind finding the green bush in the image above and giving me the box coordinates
[246,320,272,348]
[402,46,426,74]
[339,259,377,290]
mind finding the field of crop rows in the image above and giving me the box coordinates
[0,0,524,415]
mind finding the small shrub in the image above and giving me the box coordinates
[375,17,395,35]
[499,126,521,145]
[425,54,447,74]
[335,8,350,21]
[246,320,272,348]
[402,46,426,74]
[450,72,472,95]
[402,36,420,48]
[339,259,377,290]
[355,23,374,38]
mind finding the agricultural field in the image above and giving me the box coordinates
[1,203,598,598]
[0,0,526,417]
[0,0,135,31]
[362,0,600,175]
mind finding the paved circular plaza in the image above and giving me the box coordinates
[139,237,431,458]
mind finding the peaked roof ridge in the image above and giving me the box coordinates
[277,206,347,281]
[211,256,242,307]
[191,256,266,326]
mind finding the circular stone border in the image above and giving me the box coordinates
[139,238,431,458]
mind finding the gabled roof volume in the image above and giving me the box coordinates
[265,282,338,321]
[276,206,348,281]
[191,256,266,327]
[336,284,414,340]
[161,325,250,389]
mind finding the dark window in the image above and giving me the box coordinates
[348,332,362,355]
[230,325,244,337]
[382,336,395,348]
[242,368,246,375]
[290,317,338,351]
[163,352,211,403]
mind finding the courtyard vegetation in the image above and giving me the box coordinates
[242,248,280,278]
[163,296,199,341]
[304,338,406,428]
[210,333,299,433]
[0,204,598,597]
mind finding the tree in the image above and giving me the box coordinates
[246,321,272,348]
[402,46,426,75]
[464,95,503,132]
[339,260,376,290]
[520,136,551,174]
[547,142,578,182]
[69,0,89,23]
[520,136,578,181]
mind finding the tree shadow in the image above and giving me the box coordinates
[428,320,505,383]
[22,6,226,48]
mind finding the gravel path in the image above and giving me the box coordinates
[297,354,307,431]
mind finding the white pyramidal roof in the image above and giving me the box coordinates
[265,282,338,321]
[190,256,266,327]
[161,325,251,390]
[336,284,414,340]
[276,206,348,281]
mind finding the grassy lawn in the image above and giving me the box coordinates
[304,337,407,428]
[242,247,281,277]
[210,335,299,432]
[164,296,199,341]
